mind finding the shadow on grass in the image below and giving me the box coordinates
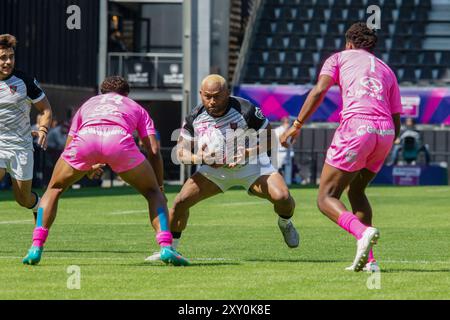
[381,268,450,273]
[44,249,147,254]
[245,258,346,263]
[132,262,241,267]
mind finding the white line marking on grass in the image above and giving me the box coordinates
[1,255,448,265]
[108,210,147,215]
[0,220,33,225]
[219,201,265,206]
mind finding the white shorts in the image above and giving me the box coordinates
[197,163,277,192]
[0,149,34,181]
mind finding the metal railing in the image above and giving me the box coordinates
[108,52,183,89]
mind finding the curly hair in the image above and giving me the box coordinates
[345,22,377,52]
[0,34,17,49]
[100,76,130,96]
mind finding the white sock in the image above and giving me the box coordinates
[278,216,291,228]
[172,238,180,250]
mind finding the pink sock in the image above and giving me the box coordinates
[32,227,49,247]
[368,249,375,262]
[338,212,368,240]
[156,231,173,248]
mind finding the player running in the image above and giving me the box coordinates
[22,76,189,266]
[146,74,299,261]
[280,23,402,272]
[0,34,52,221]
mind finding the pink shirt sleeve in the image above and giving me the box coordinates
[389,78,403,115]
[137,107,156,139]
[68,109,82,137]
[319,53,340,83]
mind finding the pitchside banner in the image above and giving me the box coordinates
[234,85,450,125]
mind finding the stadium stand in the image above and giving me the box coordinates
[243,0,450,85]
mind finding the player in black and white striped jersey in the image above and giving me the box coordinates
[0,34,53,222]
[145,75,299,261]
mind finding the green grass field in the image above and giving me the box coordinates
[0,185,449,300]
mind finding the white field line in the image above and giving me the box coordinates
[0,255,449,265]
[0,220,33,225]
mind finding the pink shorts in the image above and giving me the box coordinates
[326,116,395,173]
[61,126,146,173]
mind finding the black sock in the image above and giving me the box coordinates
[172,232,182,239]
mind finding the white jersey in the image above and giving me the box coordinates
[0,70,45,151]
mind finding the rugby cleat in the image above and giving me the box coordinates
[22,246,43,265]
[159,246,190,266]
[278,218,300,248]
[349,227,380,272]
[144,251,161,262]
[345,260,380,272]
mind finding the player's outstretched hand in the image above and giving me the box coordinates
[87,163,106,180]
[31,129,48,151]
[280,126,301,148]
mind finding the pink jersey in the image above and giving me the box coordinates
[320,49,403,121]
[69,93,156,139]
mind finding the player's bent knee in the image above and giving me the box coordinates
[271,189,291,203]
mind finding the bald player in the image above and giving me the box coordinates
[146,75,299,261]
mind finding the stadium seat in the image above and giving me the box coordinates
[418,0,432,9]
[323,35,337,50]
[297,8,310,20]
[395,22,410,35]
[312,8,326,21]
[411,23,426,35]
[391,36,407,50]
[272,35,287,49]
[316,0,330,8]
[285,51,300,64]
[280,66,294,81]
[347,7,362,20]
[268,51,281,64]
[437,67,449,81]
[422,51,438,66]
[304,36,318,51]
[381,9,394,23]
[333,0,349,7]
[297,66,311,83]
[308,21,323,36]
[349,0,365,8]
[406,52,420,65]
[263,65,278,81]
[288,35,302,49]
[291,21,306,34]
[277,21,291,34]
[419,67,433,81]
[382,1,396,10]
[253,35,269,49]
[402,67,418,83]
[398,7,413,21]
[409,37,423,50]
[389,51,404,65]
[329,6,345,21]
[245,64,261,81]
[440,51,450,66]
[258,21,274,34]
[301,51,315,65]
[281,7,295,20]
[415,11,429,22]
[249,51,264,63]
[326,21,341,35]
